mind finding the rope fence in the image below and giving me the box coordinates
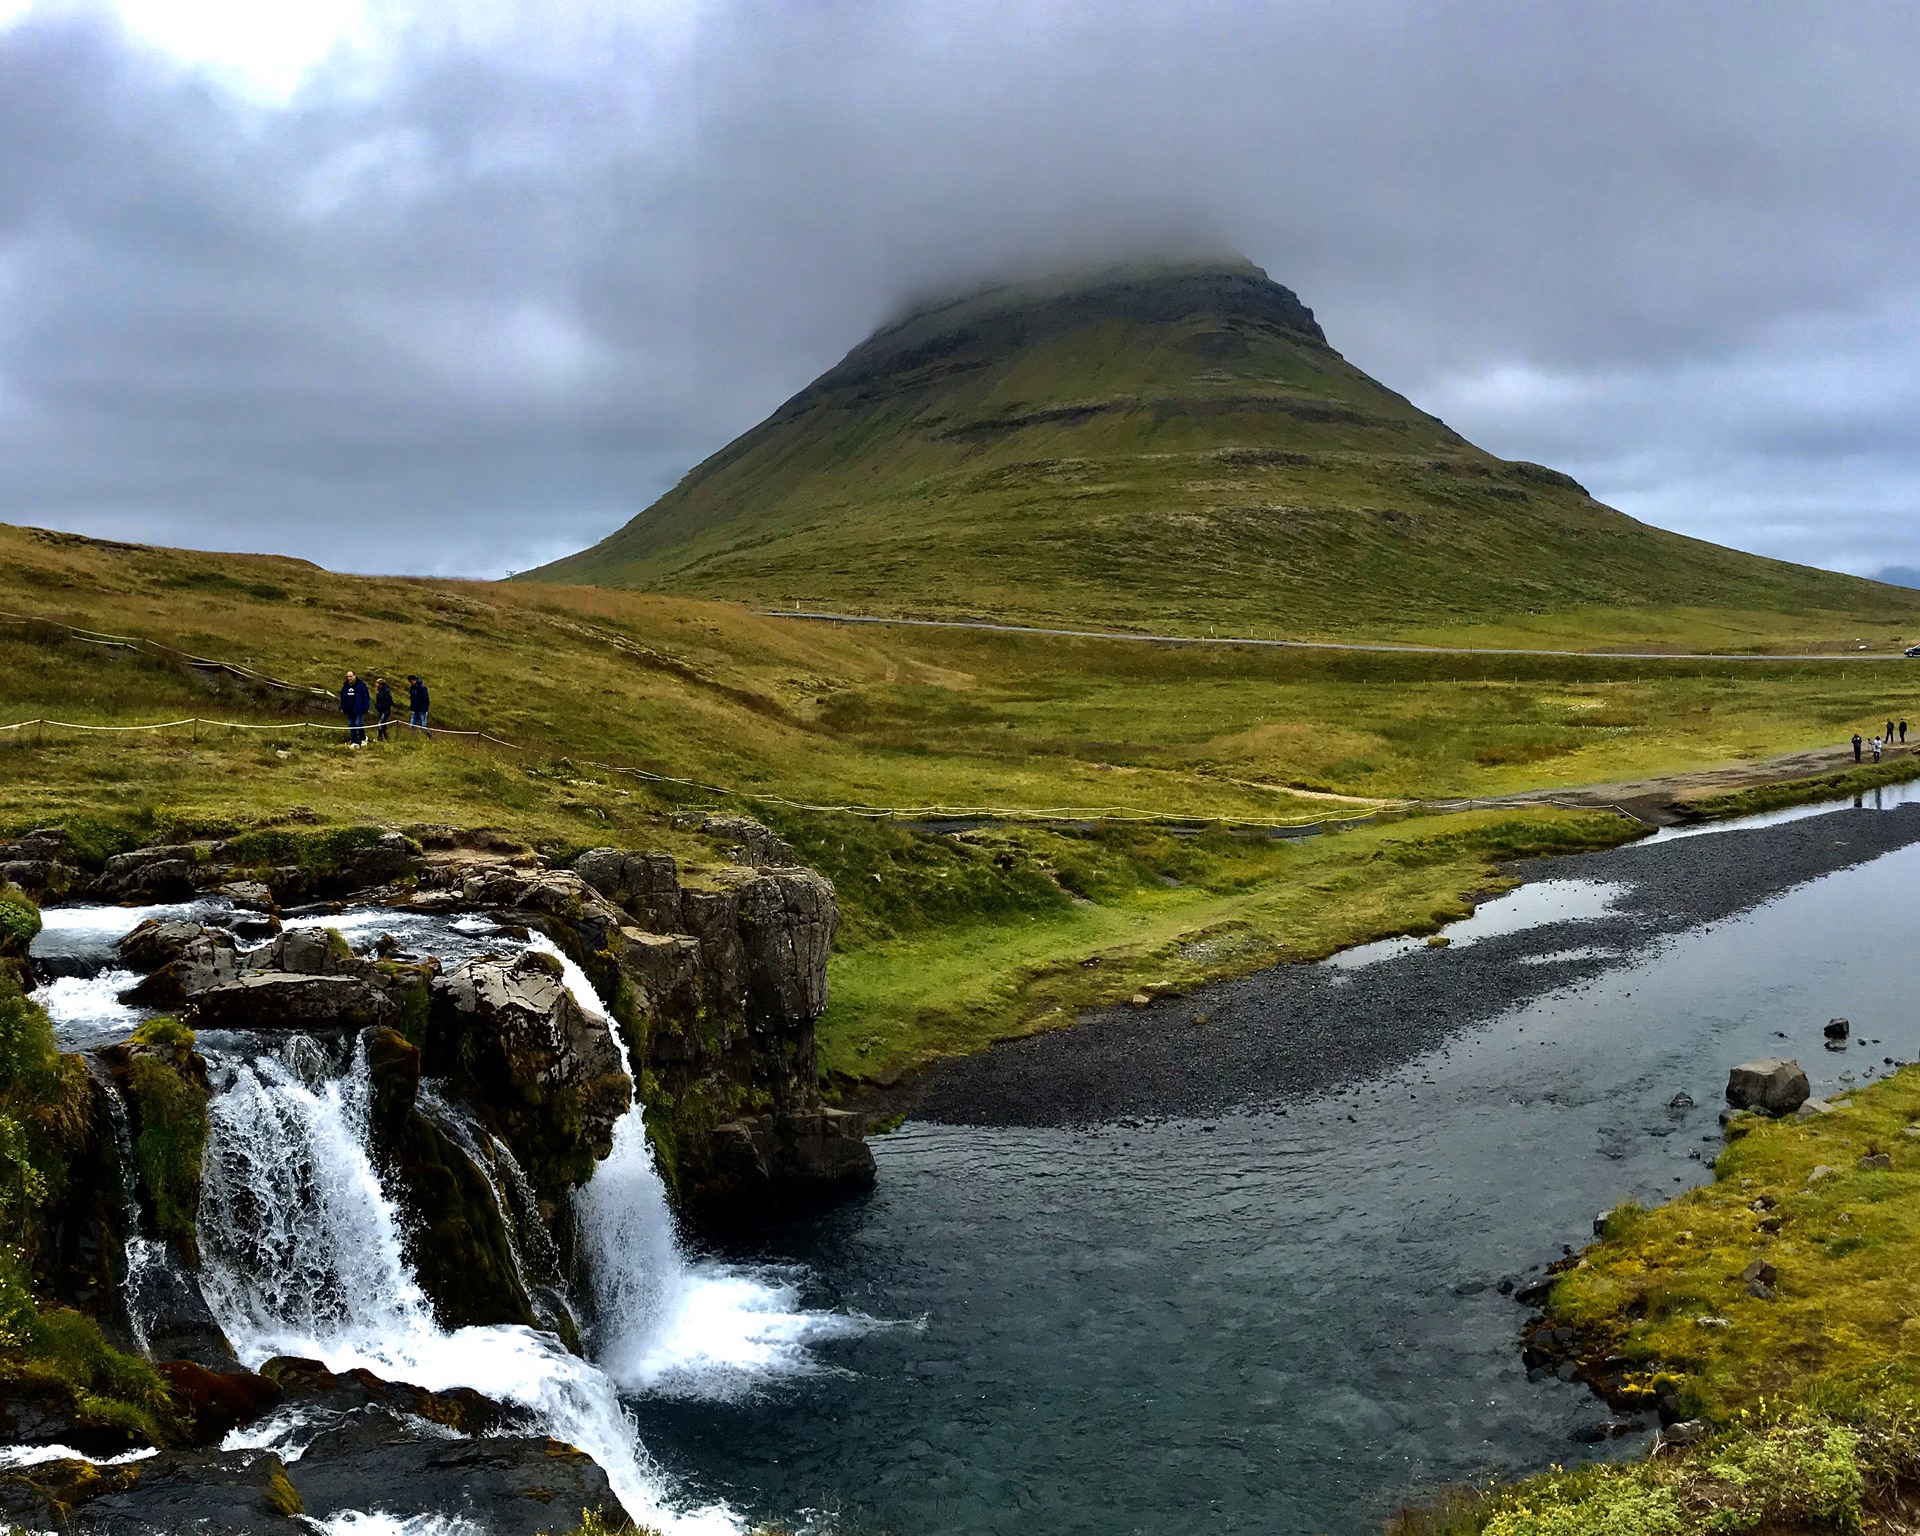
[0,604,1399,836]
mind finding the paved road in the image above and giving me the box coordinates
[769,608,1910,662]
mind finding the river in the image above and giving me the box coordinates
[632,785,1920,1534]
[22,785,1920,1534]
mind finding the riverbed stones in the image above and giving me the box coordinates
[1725,1058,1810,1116]
[1826,1017,1851,1040]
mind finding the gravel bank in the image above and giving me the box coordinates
[912,803,1920,1126]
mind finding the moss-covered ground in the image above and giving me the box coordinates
[1391,1068,1920,1535]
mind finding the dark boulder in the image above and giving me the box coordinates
[0,1450,306,1534]
[1725,1059,1810,1116]
[702,1106,877,1223]
[427,951,631,1214]
[97,846,205,902]
[187,973,398,1031]
[152,1361,282,1444]
[290,1418,633,1536]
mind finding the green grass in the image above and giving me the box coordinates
[1391,1067,1920,1534]
[1676,753,1920,821]
[527,260,1920,646]
[10,521,1920,1083]
[813,809,1633,1079]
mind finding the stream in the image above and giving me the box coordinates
[22,781,1920,1534]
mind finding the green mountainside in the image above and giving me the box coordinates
[527,258,1913,638]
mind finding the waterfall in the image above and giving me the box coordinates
[197,1034,740,1535]
[191,924,865,1534]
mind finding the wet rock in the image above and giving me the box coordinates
[1661,1418,1710,1447]
[117,919,218,976]
[290,1418,632,1536]
[1513,1276,1555,1307]
[1826,1017,1851,1041]
[187,973,398,1031]
[21,1449,310,1534]
[259,1357,533,1438]
[427,950,631,1208]
[1725,1058,1810,1116]
[363,1027,540,1332]
[117,926,243,1007]
[217,880,277,914]
[98,846,206,902]
[701,1106,876,1223]
[571,846,681,930]
[1667,1091,1695,1110]
[153,1362,282,1444]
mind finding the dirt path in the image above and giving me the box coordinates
[1436,741,1918,824]
[771,608,1909,663]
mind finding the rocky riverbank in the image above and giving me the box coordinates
[906,801,1920,1126]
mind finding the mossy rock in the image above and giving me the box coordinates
[0,883,40,961]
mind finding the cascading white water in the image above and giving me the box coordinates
[192,921,863,1534]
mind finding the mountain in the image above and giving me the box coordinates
[527,258,1910,637]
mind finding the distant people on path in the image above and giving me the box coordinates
[1903,719,1909,745]
[339,671,371,747]
[1888,719,1897,745]
[1854,732,1864,762]
[1873,736,1884,763]
[374,678,394,742]
[407,675,432,737]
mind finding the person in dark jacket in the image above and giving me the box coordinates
[1853,732,1864,762]
[374,678,394,742]
[406,675,431,738]
[340,671,371,747]
[1902,719,1909,745]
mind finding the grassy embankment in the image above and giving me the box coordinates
[1393,1069,1920,1535]
[8,523,1920,1081]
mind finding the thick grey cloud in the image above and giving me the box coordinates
[1,0,1917,577]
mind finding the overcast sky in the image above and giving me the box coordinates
[2,0,1918,581]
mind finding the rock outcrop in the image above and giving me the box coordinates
[424,949,631,1215]
[1726,1058,1811,1116]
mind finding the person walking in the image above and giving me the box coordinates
[340,670,371,747]
[406,674,432,738]
[1854,732,1864,762]
[1902,719,1909,745]
[374,678,394,742]
[1888,719,1896,746]
[1873,736,1884,764]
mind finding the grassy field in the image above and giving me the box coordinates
[8,520,1920,1082]
[529,260,1920,646]
[1391,1069,1920,1535]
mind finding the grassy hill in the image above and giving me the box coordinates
[7,520,1920,1081]
[528,258,1918,642]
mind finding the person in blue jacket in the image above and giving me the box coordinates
[339,670,371,747]
[406,674,432,738]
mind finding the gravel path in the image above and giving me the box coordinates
[910,803,1920,1126]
